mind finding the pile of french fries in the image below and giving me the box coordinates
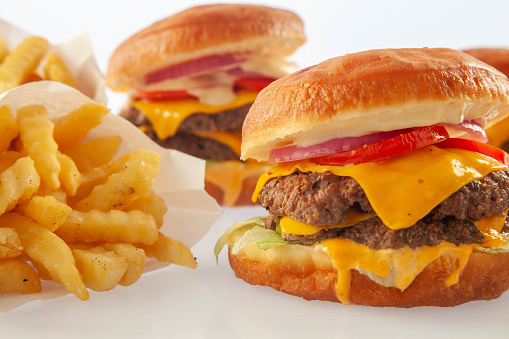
[0,102,197,301]
[0,34,77,93]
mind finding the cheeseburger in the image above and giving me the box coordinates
[106,4,306,206]
[215,48,509,307]
[463,48,509,151]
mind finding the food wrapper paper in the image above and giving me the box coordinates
[0,81,222,311]
[0,19,106,104]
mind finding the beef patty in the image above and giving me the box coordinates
[119,104,250,132]
[259,170,509,249]
[119,104,250,161]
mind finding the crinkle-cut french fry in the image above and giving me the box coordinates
[0,258,41,294]
[57,151,81,196]
[71,246,128,292]
[56,209,158,245]
[0,213,88,300]
[125,190,167,228]
[73,150,160,212]
[0,157,40,215]
[139,232,197,269]
[60,135,122,172]
[18,195,72,232]
[100,243,146,286]
[43,52,77,88]
[0,36,48,93]
[0,106,18,152]
[0,151,21,173]
[0,36,8,64]
[71,149,143,204]
[0,227,22,259]
[35,185,68,204]
[52,103,110,146]
[17,105,60,190]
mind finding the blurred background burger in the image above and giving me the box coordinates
[106,4,306,206]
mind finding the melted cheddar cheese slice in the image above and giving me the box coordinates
[320,239,473,304]
[280,209,376,235]
[486,116,509,147]
[253,146,507,230]
[474,211,508,248]
[133,90,258,140]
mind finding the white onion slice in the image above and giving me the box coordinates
[438,120,488,143]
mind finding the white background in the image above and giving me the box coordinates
[2,1,509,338]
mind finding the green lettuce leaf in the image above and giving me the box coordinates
[231,226,287,254]
[214,216,266,262]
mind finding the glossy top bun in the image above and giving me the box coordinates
[106,4,306,91]
[463,48,509,77]
[241,48,509,161]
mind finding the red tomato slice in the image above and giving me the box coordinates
[312,126,449,166]
[134,77,276,100]
[133,89,194,100]
[435,138,509,165]
[234,77,275,92]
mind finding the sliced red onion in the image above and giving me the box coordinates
[268,129,413,163]
[226,67,267,78]
[268,121,488,163]
[145,54,247,84]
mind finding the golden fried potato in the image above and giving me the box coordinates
[125,190,167,228]
[43,52,77,88]
[1,213,89,300]
[0,157,40,214]
[0,258,41,294]
[52,103,109,146]
[71,246,128,292]
[0,106,19,152]
[17,105,60,190]
[56,209,158,245]
[0,227,22,259]
[0,98,197,300]
[17,195,72,232]
[57,151,81,196]
[0,36,48,93]
[73,150,160,212]
[98,243,145,286]
[140,232,197,269]
[72,149,144,204]
[59,135,122,172]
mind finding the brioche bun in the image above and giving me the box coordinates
[227,244,509,307]
[106,4,306,91]
[463,48,509,77]
[241,48,509,161]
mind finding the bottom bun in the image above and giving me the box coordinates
[228,246,509,307]
[204,161,271,207]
